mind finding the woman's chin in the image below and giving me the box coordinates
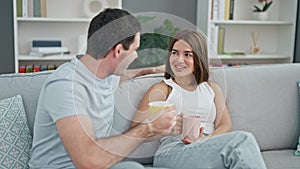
[173,72,190,77]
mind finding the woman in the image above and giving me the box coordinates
[132,29,266,169]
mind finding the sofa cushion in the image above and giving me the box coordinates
[295,80,300,156]
[0,95,32,168]
[113,74,164,164]
[262,150,300,169]
[0,71,52,136]
[210,64,300,151]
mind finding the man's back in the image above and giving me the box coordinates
[29,57,120,168]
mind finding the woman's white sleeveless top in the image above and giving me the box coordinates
[164,79,216,134]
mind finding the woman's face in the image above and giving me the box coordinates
[169,40,194,77]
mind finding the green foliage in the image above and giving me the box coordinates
[130,17,181,68]
[135,16,156,24]
[253,0,273,12]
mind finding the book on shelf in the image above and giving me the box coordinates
[33,0,40,17]
[211,0,218,20]
[19,64,57,73]
[210,63,248,67]
[224,0,230,20]
[209,25,219,51]
[40,0,47,17]
[223,52,246,56]
[32,40,62,47]
[17,0,22,17]
[218,0,226,20]
[30,47,69,53]
[211,0,235,20]
[217,27,225,55]
[229,0,235,20]
[22,0,28,17]
[30,40,68,57]
[28,0,34,17]
[17,0,48,18]
[29,51,70,57]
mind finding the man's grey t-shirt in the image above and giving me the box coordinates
[29,57,120,168]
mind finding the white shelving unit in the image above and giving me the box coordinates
[13,0,121,73]
[205,0,298,66]
[18,55,75,61]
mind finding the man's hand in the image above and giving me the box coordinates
[121,64,166,82]
[170,114,182,136]
[144,106,176,137]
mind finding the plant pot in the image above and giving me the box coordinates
[253,12,269,21]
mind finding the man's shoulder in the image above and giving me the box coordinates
[47,61,77,82]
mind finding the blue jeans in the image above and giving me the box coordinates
[153,131,267,169]
[109,161,168,169]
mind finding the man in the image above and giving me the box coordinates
[29,8,176,169]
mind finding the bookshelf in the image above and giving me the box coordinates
[13,0,122,73]
[204,0,298,66]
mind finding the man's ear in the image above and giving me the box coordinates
[113,44,123,58]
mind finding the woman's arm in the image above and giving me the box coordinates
[131,81,169,127]
[209,82,232,137]
[131,81,182,141]
[181,82,231,144]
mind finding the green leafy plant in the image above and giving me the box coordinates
[129,16,181,68]
[253,0,273,12]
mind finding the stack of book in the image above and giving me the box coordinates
[29,40,70,57]
[19,64,57,73]
[211,0,236,21]
[17,0,47,17]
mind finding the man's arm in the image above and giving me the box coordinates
[56,107,175,169]
[120,64,165,82]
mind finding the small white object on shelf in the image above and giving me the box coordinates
[83,0,109,18]
[253,12,269,21]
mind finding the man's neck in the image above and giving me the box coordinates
[79,54,112,79]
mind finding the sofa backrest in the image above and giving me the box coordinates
[113,63,300,163]
[113,74,164,163]
[0,71,52,135]
[210,64,300,151]
[1,63,299,163]
[212,64,300,150]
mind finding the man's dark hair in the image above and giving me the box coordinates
[86,8,141,59]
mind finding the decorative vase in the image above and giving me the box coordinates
[83,0,109,18]
[253,12,269,21]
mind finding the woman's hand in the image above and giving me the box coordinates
[181,127,208,144]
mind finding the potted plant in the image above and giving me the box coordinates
[129,16,180,68]
[253,0,273,20]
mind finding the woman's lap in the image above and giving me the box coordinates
[153,131,266,169]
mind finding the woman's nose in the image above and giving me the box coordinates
[177,54,184,62]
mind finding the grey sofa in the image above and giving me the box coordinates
[1,63,300,168]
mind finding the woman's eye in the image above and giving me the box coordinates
[171,51,177,55]
[185,53,193,57]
